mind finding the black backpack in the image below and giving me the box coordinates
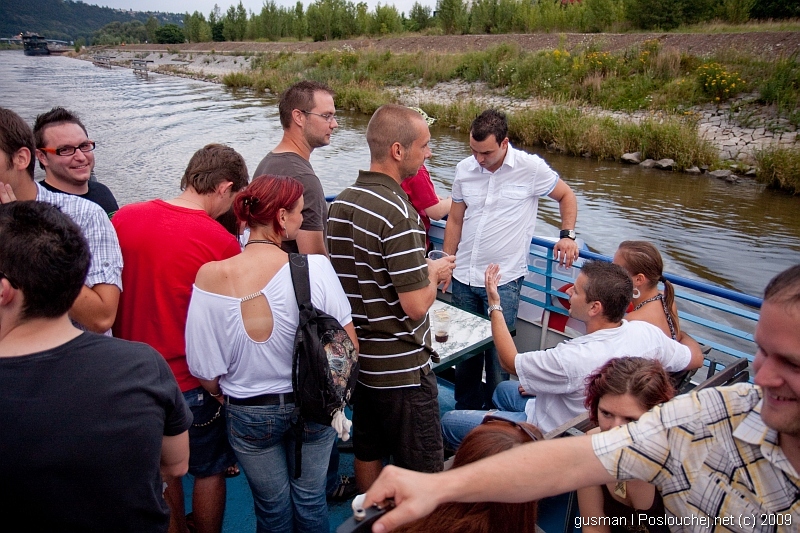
[289,253,358,478]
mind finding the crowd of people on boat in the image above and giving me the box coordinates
[0,79,797,533]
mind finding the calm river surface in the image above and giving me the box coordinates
[2,51,798,297]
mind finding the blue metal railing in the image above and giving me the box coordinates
[330,200,761,370]
[426,219,761,370]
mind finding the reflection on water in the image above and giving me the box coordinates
[2,51,798,296]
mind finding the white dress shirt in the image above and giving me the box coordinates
[516,320,692,432]
[451,144,559,287]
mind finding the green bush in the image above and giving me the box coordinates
[696,62,745,102]
[221,72,255,88]
[759,55,800,124]
[755,146,800,195]
[155,24,185,44]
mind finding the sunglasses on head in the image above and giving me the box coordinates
[481,414,541,443]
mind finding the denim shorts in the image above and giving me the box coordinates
[184,387,236,478]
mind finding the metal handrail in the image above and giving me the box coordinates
[331,201,761,369]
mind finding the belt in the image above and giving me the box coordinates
[226,392,295,406]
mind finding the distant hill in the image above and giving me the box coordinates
[0,0,183,42]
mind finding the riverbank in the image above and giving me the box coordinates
[79,35,800,192]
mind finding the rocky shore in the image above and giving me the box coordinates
[82,47,797,171]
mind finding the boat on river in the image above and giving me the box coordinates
[22,32,50,56]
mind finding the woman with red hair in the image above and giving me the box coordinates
[186,175,357,533]
[577,357,675,533]
[393,417,541,533]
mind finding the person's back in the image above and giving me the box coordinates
[2,333,190,532]
[113,199,241,388]
[112,144,249,533]
[0,201,190,533]
[328,182,433,384]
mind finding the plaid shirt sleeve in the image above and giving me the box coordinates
[81,207,123,290]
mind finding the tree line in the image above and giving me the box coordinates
[0,0,182,43]
[93,0,800,45]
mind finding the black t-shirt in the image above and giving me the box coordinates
[39,179,119,217]
[0,332,192,532]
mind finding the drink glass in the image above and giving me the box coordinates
[433,309,451,343]
[428,250,449,261]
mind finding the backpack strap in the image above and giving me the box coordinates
[289,253,313,322]
[288,252,311,479]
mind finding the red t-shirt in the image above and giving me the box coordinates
[112,200,241,392]
[401,165,439,237]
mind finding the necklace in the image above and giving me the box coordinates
[245,239,282,248]
[633,293,662,311]
[614,481,627,498]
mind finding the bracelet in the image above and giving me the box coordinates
[209,390,222,398]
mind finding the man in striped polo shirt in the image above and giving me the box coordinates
[328,104,456,492]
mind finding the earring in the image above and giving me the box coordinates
[283,226,288,239]
[632,288,641,299]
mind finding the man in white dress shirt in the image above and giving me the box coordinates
[443,108,579,410]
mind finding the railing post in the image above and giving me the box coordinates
[539,243,554,350]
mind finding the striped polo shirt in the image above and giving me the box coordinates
[327,170,434,389]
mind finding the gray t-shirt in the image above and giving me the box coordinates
[253,151,327,254]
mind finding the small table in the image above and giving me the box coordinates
[430,300,496,373]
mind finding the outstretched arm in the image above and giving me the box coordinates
[485,264,518,374]
[364,435,614,533]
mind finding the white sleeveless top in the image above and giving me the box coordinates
[186,255,352,398]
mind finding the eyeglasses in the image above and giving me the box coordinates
[300,110,336,123]
[0,270,19,289]
[481,414,541,443]
[39,141,96,157]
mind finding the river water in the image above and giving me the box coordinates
[2,51,798,297]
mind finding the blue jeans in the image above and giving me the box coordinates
[226,400,335,533]
[442,380,530,449]
[451,277,522,410]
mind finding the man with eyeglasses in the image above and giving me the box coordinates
[0,107,122,335]
[252,81,337,257]
[252,81,358,502]
[33,107,119,217]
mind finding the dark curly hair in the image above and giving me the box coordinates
[584,357,675,426]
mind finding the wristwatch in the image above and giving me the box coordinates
[559,229,576,240]
[487,304,503,316]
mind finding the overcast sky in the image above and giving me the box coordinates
[91,0,435,19]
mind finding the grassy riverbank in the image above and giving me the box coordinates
[217,39,798,189]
